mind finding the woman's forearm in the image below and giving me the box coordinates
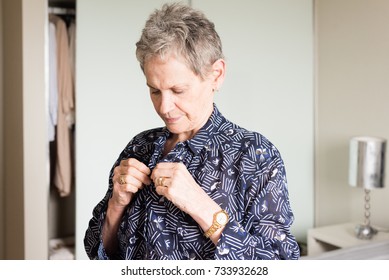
[102,199,126,257]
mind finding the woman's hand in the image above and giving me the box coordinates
[151,162,205,213]
[111,158,151,210]
[103,158,151,256]
[151,162,224,244]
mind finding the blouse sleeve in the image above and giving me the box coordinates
[83,164,117,260]
[83,128,159,259]
[84,144,132,260]
[214,152,300,260]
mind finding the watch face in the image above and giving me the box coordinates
[216,212,228,225]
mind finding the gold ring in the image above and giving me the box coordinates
[119,176,126,185]
[157,177,165,186]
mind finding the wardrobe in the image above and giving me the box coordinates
[47,0,76,259]
[2,0,77,259]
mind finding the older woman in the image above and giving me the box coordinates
[84,2,300,260]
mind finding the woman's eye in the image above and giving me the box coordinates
[150,89,160,95]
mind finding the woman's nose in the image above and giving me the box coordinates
[159,92,174,114]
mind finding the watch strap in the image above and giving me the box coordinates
[204,209,228,238]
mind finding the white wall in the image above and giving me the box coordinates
[76,0,314,259]
[315,0,389,228]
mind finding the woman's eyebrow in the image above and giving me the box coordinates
[146,83,188,90]
[146,83,157,89]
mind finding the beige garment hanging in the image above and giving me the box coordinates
[68,19,76,126]
[50,14,74,197]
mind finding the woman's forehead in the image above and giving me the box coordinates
[144,55,199,88]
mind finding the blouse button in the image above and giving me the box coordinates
[256,148,267,155]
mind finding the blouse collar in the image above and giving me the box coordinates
[185,103,224,156]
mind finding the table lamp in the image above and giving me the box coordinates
[348,136,386,239]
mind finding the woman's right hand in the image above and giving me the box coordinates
[103,158,150,255]
[111,158,151,209]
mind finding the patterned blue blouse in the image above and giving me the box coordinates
[84,104,300,260]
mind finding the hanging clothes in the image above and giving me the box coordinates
[67,18,76,127]
[49,14,75,197]
[48,20,58,142]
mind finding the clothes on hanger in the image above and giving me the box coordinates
[49,13,76,197]
[48,20,58,142]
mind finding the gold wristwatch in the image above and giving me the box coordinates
[204,209,229,238]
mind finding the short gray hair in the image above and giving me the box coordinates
[136,2,224,79]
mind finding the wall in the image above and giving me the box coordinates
[76,0,313,259]
[315,0,389,228]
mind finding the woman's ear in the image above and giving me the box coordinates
[211,59,226,91]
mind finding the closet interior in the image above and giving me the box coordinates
[47,0,76,259]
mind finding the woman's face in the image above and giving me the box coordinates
[144,54,219,142]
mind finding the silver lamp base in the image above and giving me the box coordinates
[355,224,378,240]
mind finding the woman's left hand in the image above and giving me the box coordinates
[151,162,225,243]
[151,162,209,214]
[151,162,214,214]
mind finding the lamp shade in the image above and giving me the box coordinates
[349,136,386,189]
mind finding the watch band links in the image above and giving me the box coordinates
[204,209,229,238]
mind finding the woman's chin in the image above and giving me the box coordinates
[165,125,182,134]
[165,124,195,139]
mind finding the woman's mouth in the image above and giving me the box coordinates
[165,116,181,124]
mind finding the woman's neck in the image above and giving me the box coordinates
[163,137,179,157]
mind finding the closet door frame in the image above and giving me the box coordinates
[22,0,49,260]
[3,0,49,259]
